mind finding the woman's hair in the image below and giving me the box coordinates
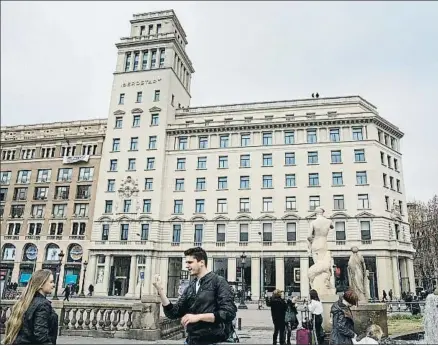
[343,288,359,306]
[3,269,52,344]
[272,289,283,297]
[309,289,320,301]
[366,324,383,340]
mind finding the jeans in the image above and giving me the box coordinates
[273,322,286,345]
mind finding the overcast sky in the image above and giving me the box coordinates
[1,1,437,202]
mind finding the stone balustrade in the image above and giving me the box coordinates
[0,296,184,341]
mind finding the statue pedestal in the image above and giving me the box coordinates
[351,303,388,337]
[320,294,339,333]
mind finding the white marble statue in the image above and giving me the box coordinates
[424,288,438,344]
[307,207,336,296]
[348,246,368,303]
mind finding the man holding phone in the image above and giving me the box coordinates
[153,247,237,345]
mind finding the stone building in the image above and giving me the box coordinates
[86,10,415,300]
[0,119,105,296]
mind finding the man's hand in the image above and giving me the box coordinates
[181,314,200,327]
[152,274,163,292]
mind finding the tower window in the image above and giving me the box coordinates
[157,24,162,34]
[124,53,131,72]
[154,90,160,102]
[148,25,153,35]
[140,26,145,36]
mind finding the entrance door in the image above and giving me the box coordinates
[112,257,131,296]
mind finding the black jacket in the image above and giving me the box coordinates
[14,292,58,345]
[163,272,237,344]
[268,296,287,325]
[330,298,355,345]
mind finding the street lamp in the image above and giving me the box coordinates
[79,260,88,297]
[238,252,248,310]
[52,250,65,300]
[258,231,264,300]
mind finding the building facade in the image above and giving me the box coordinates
[0,120,106,296]
[86,10,415,300]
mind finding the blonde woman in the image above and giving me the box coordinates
[352,324,383,344]
[3,269,58,345]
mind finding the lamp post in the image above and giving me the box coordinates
[238,252,248,309]
[52,250,64,300]
[79,260,88,297]
[258,231,264,300]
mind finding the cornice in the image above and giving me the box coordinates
[373,116,404,138]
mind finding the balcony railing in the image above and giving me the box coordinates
[47,235,63,240]
[69,235,85,240]
[25,235,41,240]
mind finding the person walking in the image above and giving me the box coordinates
[330,289,358,345]
[88,284,94,296]
[62,284,70,301]
[285,297,298,345]
[382,290,387,302]
[308,289,325,345]
[388,289,393,301]
[268,289,287,345]
[152,247,237,345]
[3,269,58,345]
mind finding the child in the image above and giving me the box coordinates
[352,324,383,344]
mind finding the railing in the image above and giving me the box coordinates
[159,317,185,340]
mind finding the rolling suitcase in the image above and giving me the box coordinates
[296,328,311,345]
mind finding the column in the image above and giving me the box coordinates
[144,256,152,295]
[87,255,97,285]
[400,258,408,292]
[391,256,401,298]
[11,262,20,283]
[300,257,309,299]
[208,257,214,271]
[58,263,66,293]
[275,257,285,292]
[126,255,137,297]
[376,256,390,300]
[406,258,415,293]
[159,257,169,296]
[251,257,260,300]
[102,255,111,295]
[227,258,237,282]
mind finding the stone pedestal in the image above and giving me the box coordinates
[351,303,388,337]
[130,295,161,340]
[320,294,339,333]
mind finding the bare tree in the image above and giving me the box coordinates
[408,195,438,291]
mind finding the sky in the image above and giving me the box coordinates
[1,1,437,202]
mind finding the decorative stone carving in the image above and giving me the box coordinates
[118,176,139,199]
[348,246,368,303]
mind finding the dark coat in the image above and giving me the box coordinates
[269,296,287,325]
[163,272,237,344]
[14,292,58,345]
[330,298,355,345]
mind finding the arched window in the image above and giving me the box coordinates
[45,243,60,261]
[2,244,16,261]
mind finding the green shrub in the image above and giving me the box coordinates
[389,314,423,321]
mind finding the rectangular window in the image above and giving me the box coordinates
[57,168,72,182]
[136,91,142,103]
[120,224,129,241]
[145,178,153,190]
[334,195,345,210]
[356,171,368,185]
[240,176,249,189]
[399,201,403,215]
[149,136,157,149]
[354,149,365,162]
[119,94,125,105]
[171,94,175,106]
[132,115,141,127]
[241,134,250,146]
[380,152,385,165]
[389,176,394,190]
[140,224,149,240]
[285,196,296,211]
[218,156,228,169]
[396,179,401,192]
[286,223,297,242]
[174,200,183,214]
[101,224,109,241]
[262,223,272,241]
[112,138,120,152]
[330,128,340,142]
[284,131,295,144]
[394,158,399,171]
[151,114,159,125]
[194,224,203,243]
[335,221,346,241]
[104,200,113,213]
[285,174,296,187]
[309,173,319,186]
[199,136,208,149]
[1,171,12,184]
[115,117,123,128]
[123,200,131,213]
[142,50,148,69]
[109,159,118,171]
[218,177,228,190]
[220,135,229,148]
[239,224,249,242]
[263,197,273,212]
[387,155,392,168]
[262,132,273,146]
[172,224,181,243]
[36,169,51,183]
[133,52,139,71]
[124,53,131,72]
[217,199,227,213]
[332,172,343,186]
[285,152,295,165]
[196,178,206,190]
[175,178,184,191]
[130,137,138,151]
[360,221,371,240]
[308,151,318,164]
[195,199,205,213]
[177,158,186,170]
[143,199,151,213]
[263,175,273,188]
[309,196,320,211]
[385,196,390,210]
[331,150,342,163]
[17,170,31,184]
[352,127,364,141]
[151,49,157,68]
[307,129,317,143]
[154,90,160,102]
[358,194,370,209]
[178,137,187,150]
[240,154,250,167]
[240,198,250,212]
[128,158,136,170]
[263,153,273,166]
[197,157,207,169]
[159,48,165,67]
[34,187,48,200]
[73,203,89,217]
[146,158,155,170]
